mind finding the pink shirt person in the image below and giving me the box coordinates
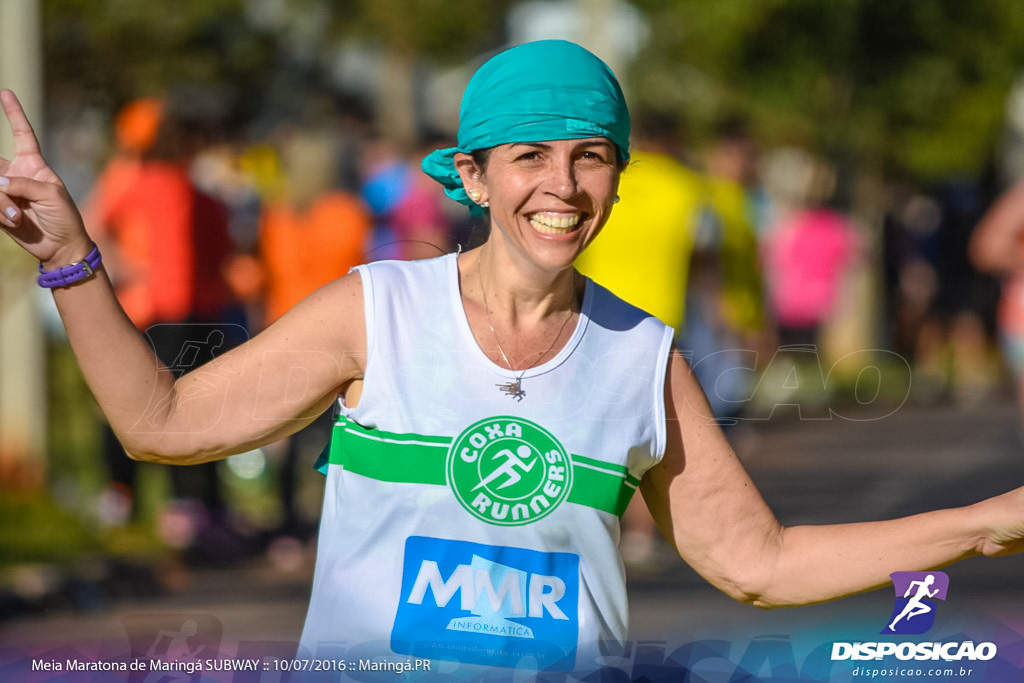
[763,207,858,330]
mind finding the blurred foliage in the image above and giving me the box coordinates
[41,0,508,119]
[43,0,277,110]
[40,0,1024,180]
[629,0,1024,180]
[47,342,104,495]
[0,497,102,565]
[334,0,511,60]
[0,496,167,570]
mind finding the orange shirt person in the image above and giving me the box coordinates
[259,192,371,324]
[252,128,373,326]
[83,97,235,331]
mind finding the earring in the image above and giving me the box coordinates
[481,201,489,208]
[613,195,621,204]
[467,188,481,201]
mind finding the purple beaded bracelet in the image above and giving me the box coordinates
[37,244,102,288]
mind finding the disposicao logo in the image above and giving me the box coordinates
[830,571,998,663]
[882,571,949,635]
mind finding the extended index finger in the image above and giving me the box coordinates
[1,90,42,157]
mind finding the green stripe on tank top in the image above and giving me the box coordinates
[320,417,639,517]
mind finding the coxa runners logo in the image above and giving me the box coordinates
[447,416,572,526]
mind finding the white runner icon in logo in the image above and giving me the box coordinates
[473,445,537,492]
[888,573,940,631]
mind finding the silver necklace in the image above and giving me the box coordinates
[479,267,576,401]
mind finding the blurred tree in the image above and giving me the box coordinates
[341,0,509,60]
[39,0,1024,180]
[326,0,512,146]
[628,0,1024,182]
[43,0,277,111]
[41,0,512,148]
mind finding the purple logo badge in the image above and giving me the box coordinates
[881,571,949,635]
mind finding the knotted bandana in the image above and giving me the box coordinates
[422,40,631,213]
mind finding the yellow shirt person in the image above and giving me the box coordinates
[576,149,705,332]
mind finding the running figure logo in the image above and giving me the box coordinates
[473,445,537,492]
[882,571,949,635]
[447,416,572,526]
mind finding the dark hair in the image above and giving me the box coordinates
[471,148,494,173]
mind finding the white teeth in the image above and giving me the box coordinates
[529,213,580,234]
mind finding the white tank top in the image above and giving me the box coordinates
[300,253,674,673]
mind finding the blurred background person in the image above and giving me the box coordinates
[761,154,859,351]
[913,178,1002,406]
[260,126,371,326]
[252,117,373,541]
[575,110,706,571]
[881,180,943,366]
[683,117,770,424]
[81,87,244,563]
[576,110,700,335]
[970,176,1024,442]
[757,150,862,412]
[360,133,454,262]
[79,96,163,529]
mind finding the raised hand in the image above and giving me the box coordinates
[0,89,91,266]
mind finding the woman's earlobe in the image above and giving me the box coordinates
[466,188,489,208]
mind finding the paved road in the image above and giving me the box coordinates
[3,399,1023,679]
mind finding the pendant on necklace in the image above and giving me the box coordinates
[496,377,526,401]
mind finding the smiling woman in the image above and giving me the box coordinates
[453,138,620,278]
[1,38,1023,679]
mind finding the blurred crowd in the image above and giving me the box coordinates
[52,85,469,573]
[37,81,1021,577]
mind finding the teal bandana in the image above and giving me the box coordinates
[422,40,631,213]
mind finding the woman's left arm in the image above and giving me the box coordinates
[641,349,1024,608]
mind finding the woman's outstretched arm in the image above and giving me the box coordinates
[0,89,365,463]
[642,349,1024,608]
